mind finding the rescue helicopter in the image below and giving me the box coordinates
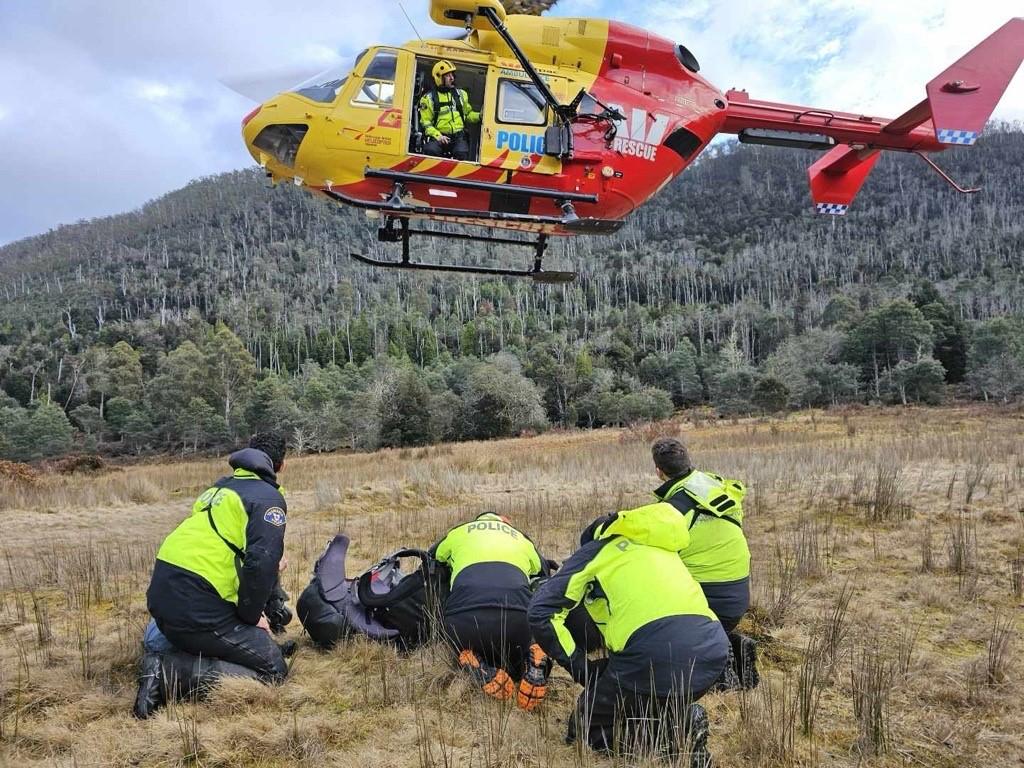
[240,0,1024,282]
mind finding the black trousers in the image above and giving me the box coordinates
[423,133,470,161]
[701,577,750,633]
[568,667,711,756]
[443,608,533,680]
[157,617,287,684]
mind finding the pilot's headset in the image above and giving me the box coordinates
[432,60,457,87]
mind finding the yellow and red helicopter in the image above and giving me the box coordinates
[241,0,1023,282]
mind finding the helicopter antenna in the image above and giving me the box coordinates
[396,1,422,41]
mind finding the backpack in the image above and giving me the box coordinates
[357,547,449,648]
[297,535,448,650]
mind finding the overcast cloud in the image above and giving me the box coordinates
[1,0,1021,245]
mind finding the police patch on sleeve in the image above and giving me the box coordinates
[263,507,286,527]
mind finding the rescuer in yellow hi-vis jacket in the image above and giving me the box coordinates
[419,60,480,161]
[134,433,292,718]
[430,512,554,710]
[528,503,729,764]
[574,437,759,693]
[652,437,757,689]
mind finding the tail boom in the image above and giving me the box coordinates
[721,18,1023,214]
[722,90,944,153]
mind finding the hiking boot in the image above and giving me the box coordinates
[687,703,713,768]
[708,644,742,693]
[458,649,514,701]
[731,633,760,690]
[132,652,165,719]
[517,643,552,711]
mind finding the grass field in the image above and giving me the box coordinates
[0,406,1021,767]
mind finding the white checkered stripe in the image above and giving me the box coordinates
[936,128,978,145]
[815,203,848,215]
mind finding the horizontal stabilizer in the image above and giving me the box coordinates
[926,17,1024,145]
[807,147,881,215]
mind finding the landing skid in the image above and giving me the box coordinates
[350,217,577,283]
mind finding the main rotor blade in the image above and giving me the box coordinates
[219,65,326,103]
[501,0,561,13]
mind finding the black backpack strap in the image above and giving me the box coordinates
[204,486,246,560]
[433,89,464,124]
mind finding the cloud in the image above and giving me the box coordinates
[0,0,437,245]
[1,0,1021,245]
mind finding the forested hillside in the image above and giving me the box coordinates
[1,126,1023,460]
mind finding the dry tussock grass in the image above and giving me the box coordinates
[1,406,1022,766]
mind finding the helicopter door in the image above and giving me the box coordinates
[326,47,411,155]
[479,67,565,175]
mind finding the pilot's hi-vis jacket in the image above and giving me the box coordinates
[430,512,546,615]
[528,503,729,695]
[419,87,481,140]
[147,448,287,629]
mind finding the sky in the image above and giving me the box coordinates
[1,0,1021,246]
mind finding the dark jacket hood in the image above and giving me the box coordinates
[228,448,278,485]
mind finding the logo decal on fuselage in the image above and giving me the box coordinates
[608,106,671,162]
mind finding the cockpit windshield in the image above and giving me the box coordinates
[291,58,354,103]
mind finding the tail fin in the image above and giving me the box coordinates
[885,17,1024,145]
[726,19,1024,214]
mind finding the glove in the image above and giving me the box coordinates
[545,558,561,573]
[265,604,293,635]
[264,581,293,635]
[569,653,608,685]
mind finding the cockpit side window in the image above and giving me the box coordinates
[351,51,398,107]
[364,52,398,81]
[496,79,547,126]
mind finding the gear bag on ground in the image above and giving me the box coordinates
[297,534,449,649]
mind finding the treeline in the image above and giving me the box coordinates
[3,287,1024,461]
[1,126,1023,460]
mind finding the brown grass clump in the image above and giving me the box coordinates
[0,459,39,484]
[52,454,108,475]
[0,406,1023,766]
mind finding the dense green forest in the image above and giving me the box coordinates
[1,126,1023,461]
